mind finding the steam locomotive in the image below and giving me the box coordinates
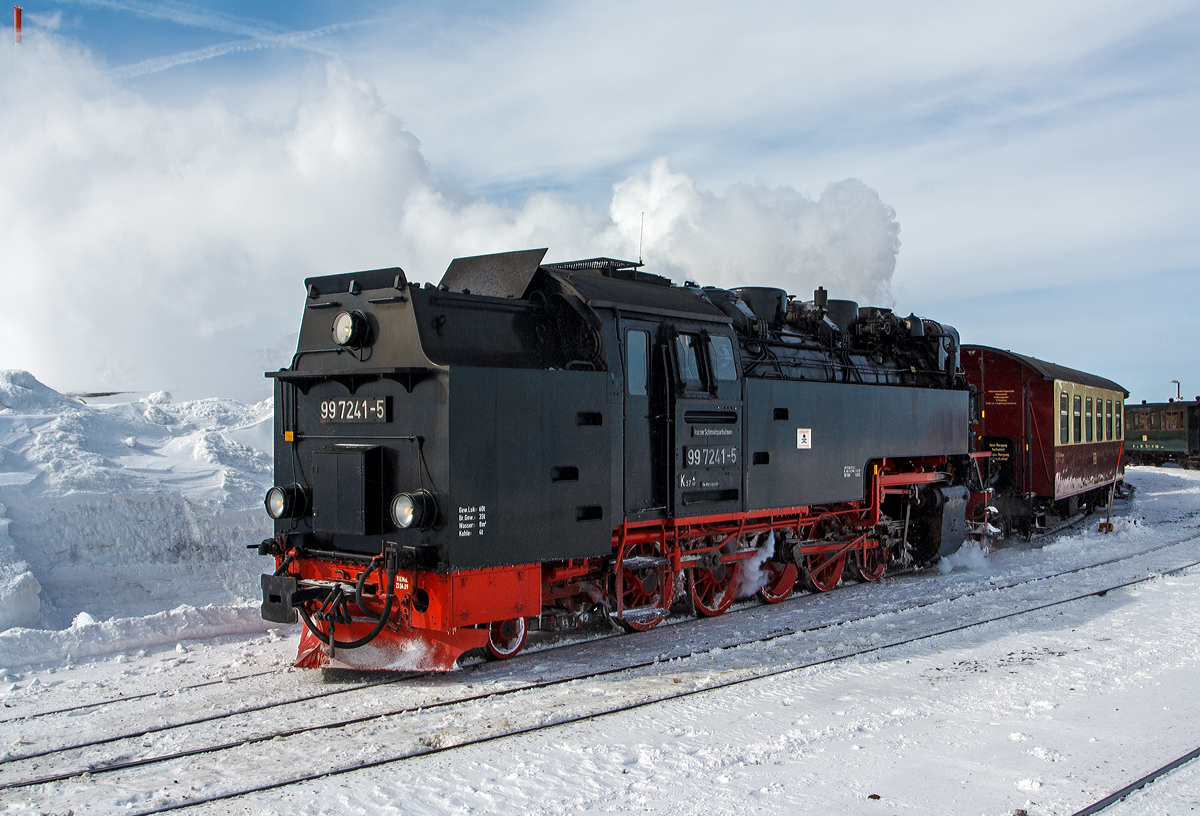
[258,249,990,671]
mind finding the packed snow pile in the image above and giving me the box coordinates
[0,370,275,666]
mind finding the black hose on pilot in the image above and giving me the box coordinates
[296,549,398,651]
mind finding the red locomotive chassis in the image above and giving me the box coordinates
[278,458,986,672]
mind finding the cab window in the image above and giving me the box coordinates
[626,330,649,397]
[708,335,738,382]
[675,334,703,388]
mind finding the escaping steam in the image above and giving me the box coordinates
[0,32,901,400]
[737,530,777,599]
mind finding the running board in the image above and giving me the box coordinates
[619,555,669,570]
[618,604,666,622]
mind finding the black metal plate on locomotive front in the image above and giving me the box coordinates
[311,444,383,536]
[260,574,298,624]
[318,396,391,423]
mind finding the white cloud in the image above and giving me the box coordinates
[607,159,898,304]
[0,34,901,400]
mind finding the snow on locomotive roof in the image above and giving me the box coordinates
[965,345,1127,396]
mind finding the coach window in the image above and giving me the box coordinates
[1106,399,1113,441]
[1073,395,1082,443]
[626,330,649,397]
[708,335,738,382]
[674,333,704,391]
[1096,399,1104,442]
[1085,397,1094,442]
[1060,392,1069,444]
[1116,404,1122,439]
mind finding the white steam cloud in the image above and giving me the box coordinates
[0,34,900,400]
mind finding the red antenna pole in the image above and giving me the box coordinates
[13,6,21,45]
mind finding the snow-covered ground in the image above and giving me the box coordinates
[0,371,1199,815]
[0,370,275,664]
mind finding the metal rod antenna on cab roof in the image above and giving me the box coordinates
[14,6,21,45]
[638,212,644,264]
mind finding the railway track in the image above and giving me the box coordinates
[0,502,1161,742]
[5,536,1198,815]
[1,524,1191,776]
[0,498,1152,731]
[1071,744,1200,815]
[110,558,1200,814]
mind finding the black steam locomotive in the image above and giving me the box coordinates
[258,249,988,671]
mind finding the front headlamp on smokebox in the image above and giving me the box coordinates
[332,310,369,348]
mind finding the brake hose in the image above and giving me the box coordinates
[296,552,397,650]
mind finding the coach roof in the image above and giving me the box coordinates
[966,345,1128,397]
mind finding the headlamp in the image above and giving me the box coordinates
[391,490,436,530]
[265,484,309,520]
[332,311,368,347]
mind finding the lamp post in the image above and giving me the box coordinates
[1171,379,1181,400]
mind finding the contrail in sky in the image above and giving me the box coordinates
[108,21,363,78]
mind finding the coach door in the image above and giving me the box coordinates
[622,322,669,516]
[669,328,744,517]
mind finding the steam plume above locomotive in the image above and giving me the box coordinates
[0,40,900,400]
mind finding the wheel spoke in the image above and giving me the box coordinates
[804,552,845,592]
[757,560,797,603]
[486,617,528,660]
[690,561,740,617]
[613,541,674,632]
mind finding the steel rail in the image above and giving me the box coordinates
[0,491,1139,728]
[116,556,1200,816]
[3,529,1195,784]
[0,669,278,725]
[1071,744,1200,815]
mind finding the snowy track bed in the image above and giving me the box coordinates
[0,524,1185,760]
[3,517,1200,810]
[0,466,1198,814]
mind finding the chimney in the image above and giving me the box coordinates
[13,6,20,45]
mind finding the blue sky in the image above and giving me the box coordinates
[3,1,1198,400]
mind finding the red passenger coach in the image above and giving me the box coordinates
[962,346,1127,536]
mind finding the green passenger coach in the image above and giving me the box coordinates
[1125,399,1200,467]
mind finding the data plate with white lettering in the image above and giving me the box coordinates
[318,396,391,423]
[683,446,739,468]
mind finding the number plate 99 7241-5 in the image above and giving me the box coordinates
[319,397,390,423]
[684,446,739,468]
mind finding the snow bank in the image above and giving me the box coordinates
[0,371,275,665]
[0,603,271,668]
